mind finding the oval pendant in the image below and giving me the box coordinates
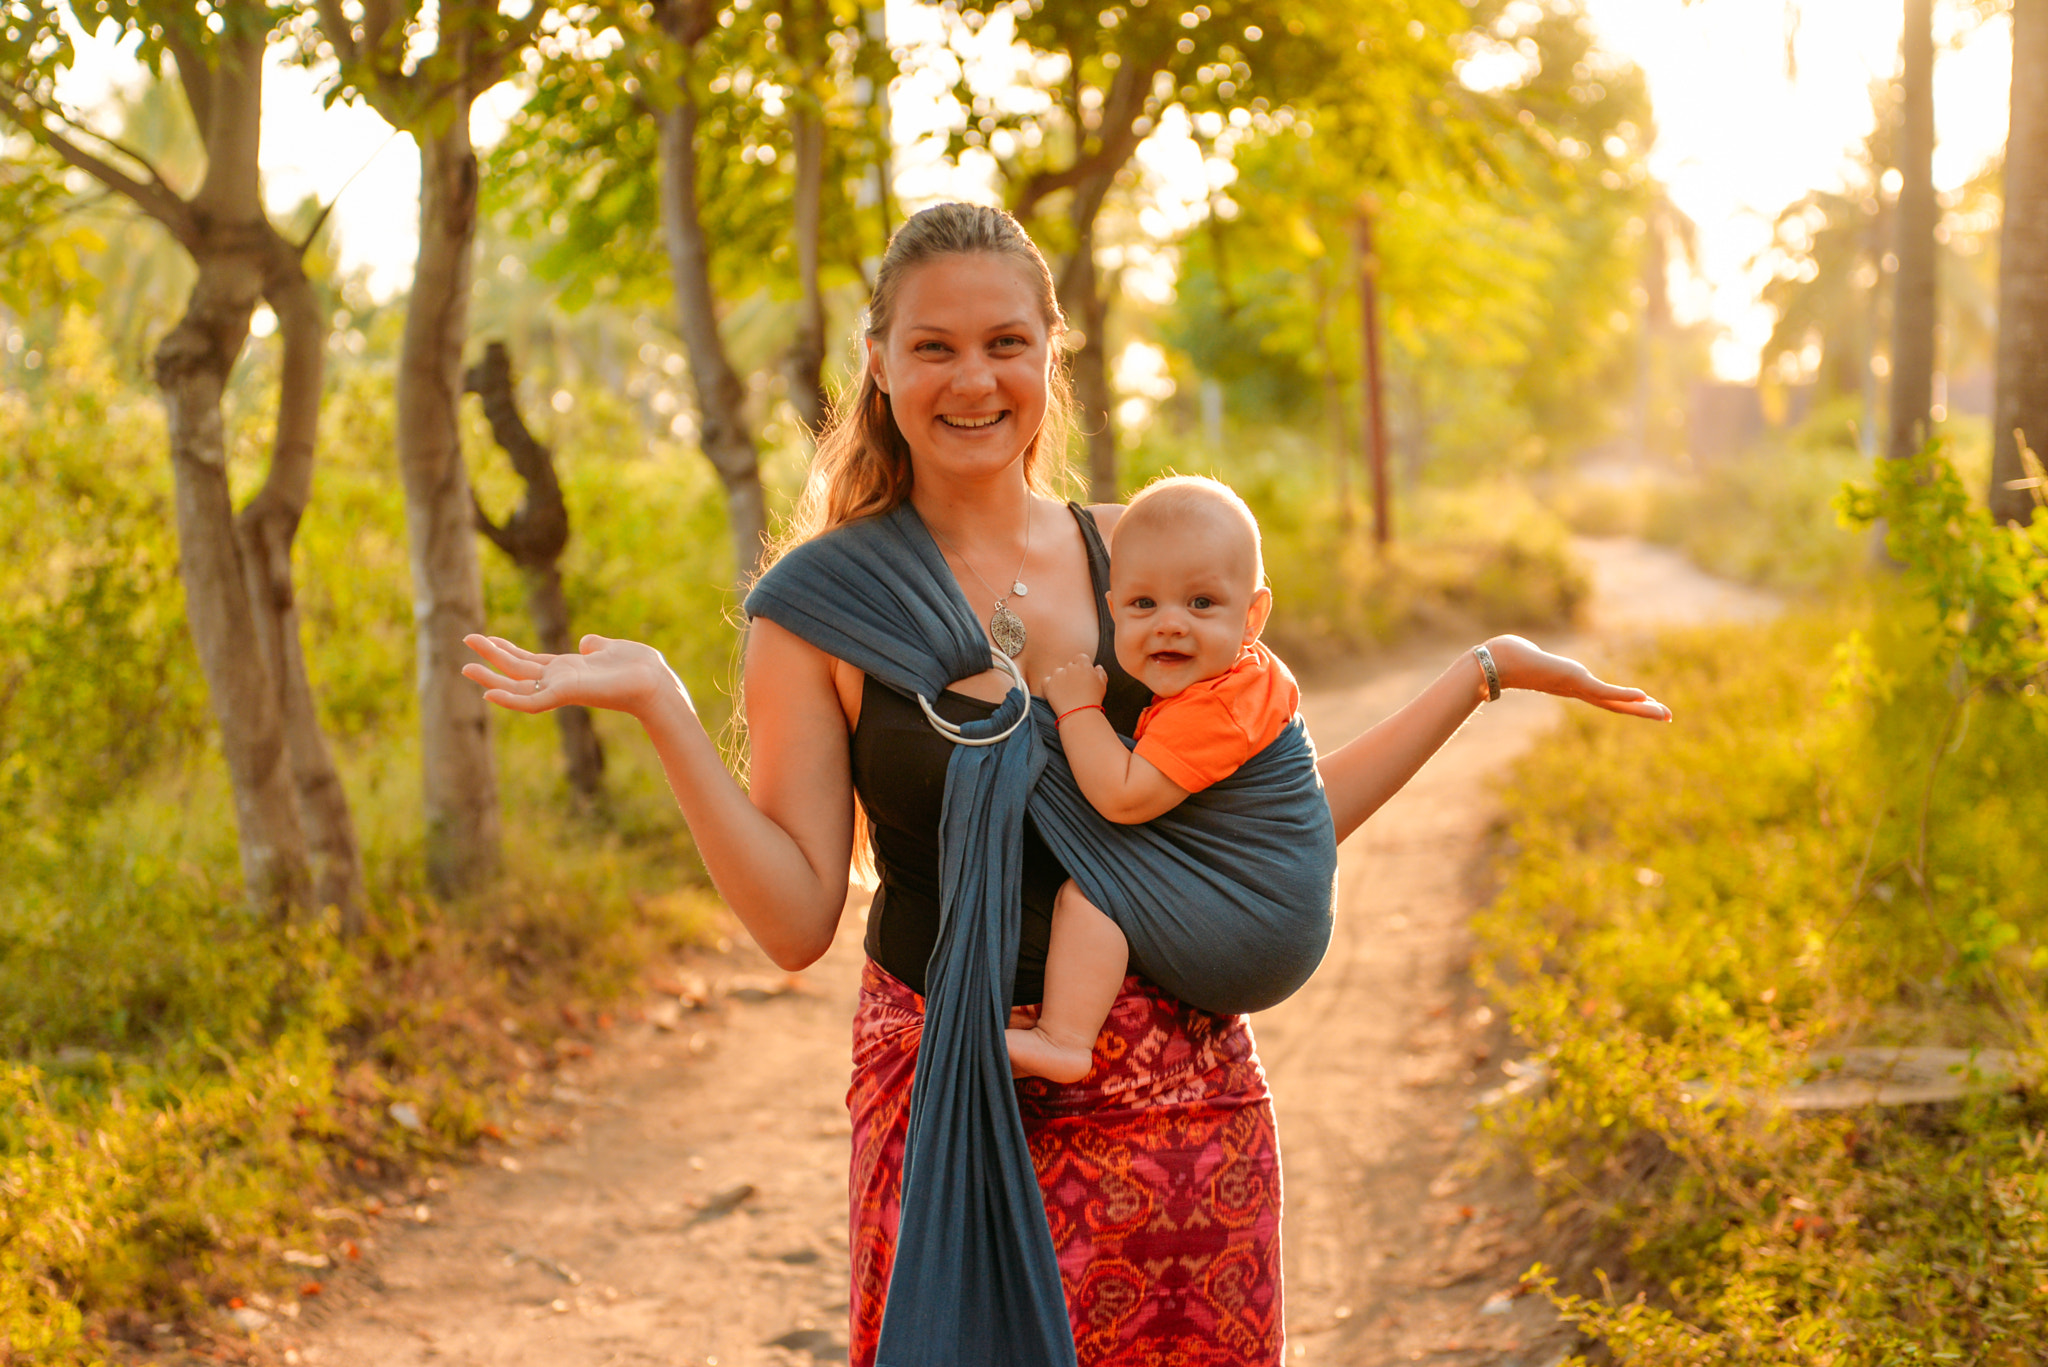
[1012,581,1029,597]
[990,605,1028,658]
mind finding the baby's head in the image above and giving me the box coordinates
[1108,475,1273,699]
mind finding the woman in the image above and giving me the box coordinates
[462,203,1668,1364]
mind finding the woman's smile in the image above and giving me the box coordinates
[866,253,1051,484]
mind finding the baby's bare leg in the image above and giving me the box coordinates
[1007,880,1129,1084]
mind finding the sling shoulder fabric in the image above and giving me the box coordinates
[745,502,1336,1365]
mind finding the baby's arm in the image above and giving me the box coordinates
[1043,654,1189,824]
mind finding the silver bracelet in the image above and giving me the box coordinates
[1472,644,1501,702]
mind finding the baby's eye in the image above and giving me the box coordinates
[1131,596,1156,610]
[1190,595,1215,610]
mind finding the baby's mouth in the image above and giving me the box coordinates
[939,411,1007,429]
[1148,651,1193,667]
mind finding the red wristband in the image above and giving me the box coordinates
[1055,703,1105,725]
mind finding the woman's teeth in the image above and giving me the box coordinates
[940,413,1004,428]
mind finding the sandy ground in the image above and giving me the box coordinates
[273,537,1778,1367]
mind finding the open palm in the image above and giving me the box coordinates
[1487,634,1671,721]
[461,633,684,718]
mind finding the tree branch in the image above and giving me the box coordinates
[6,85,187,202]
[1011,60,1157,221]
[0,98,193,239]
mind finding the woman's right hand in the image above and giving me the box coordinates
[461,633,688,719]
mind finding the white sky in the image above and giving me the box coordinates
[45,0,2017,381]
[1581,0,2011,379]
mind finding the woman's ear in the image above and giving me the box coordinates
[865,338,888,395]
[1242,586,1274,645]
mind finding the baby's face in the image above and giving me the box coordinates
[1108,510,1271,699]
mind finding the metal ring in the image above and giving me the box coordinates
[916,649,1031,747]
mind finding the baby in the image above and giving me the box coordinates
[1011,475,1301,1083]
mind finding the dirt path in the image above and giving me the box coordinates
[280,538,1776,1367]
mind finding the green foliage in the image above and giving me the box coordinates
[483,0,885,317]
[0,319,731,1360]
[0,317,210,848]
[1163,0,1658,474]
[1839,441,2048,697]
[1479,446,2048,1364]
[0,143,105,313]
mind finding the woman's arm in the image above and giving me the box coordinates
[1317,634,1668,842]
[463,623,855,970]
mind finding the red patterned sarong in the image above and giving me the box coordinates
[847,959,1284,1365]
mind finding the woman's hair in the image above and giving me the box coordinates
[767,203,1075,565]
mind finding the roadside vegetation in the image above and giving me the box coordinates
[1480,446,2048,1362]
[1,323,729,1361]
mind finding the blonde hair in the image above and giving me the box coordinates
[767,203,1075,565]
[1116,474,1267,590]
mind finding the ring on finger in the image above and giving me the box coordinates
[531,679,542,694]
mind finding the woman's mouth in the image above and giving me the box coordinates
[938,412,1006,429]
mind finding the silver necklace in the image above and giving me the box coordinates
[931,504,1033,658]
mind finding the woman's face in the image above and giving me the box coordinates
[867,253,1052,487]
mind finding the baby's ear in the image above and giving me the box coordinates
[1242,586,1273,645]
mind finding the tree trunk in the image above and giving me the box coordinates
[1888,0,1938,463]
[1058,168,1119,503]
[656,60,768,583]
[1991,0,2048,526]
[400,121,501,894]
[788,92,829,433]
[155,258,312,916]
[241,249,367,932]
[466,341,606,800]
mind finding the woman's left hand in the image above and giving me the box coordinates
[1484,634,1672,722]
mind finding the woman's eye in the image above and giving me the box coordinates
[916,341,949,355]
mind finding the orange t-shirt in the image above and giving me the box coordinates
[1132,641,1300,794]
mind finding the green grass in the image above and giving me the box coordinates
[1478,583,2048,1364]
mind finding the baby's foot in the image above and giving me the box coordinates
[1005,1025,1095,1084]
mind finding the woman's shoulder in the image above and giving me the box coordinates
[1082,501,1125,537]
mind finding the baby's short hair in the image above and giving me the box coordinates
[1115,474,1265,591]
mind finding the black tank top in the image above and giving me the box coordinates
[850,503,1151,1004]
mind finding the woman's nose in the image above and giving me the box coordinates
[949,351,997,395]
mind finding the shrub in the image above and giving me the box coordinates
[1,321,727,1361]
[1479,444,2048,1363]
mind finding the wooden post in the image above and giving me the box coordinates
[1355,199,1393,549]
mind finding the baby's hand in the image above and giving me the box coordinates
[1042,653,1108,715]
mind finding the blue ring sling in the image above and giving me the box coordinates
[745,501,1338,1365]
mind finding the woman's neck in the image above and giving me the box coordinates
[911,473,1041,553]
